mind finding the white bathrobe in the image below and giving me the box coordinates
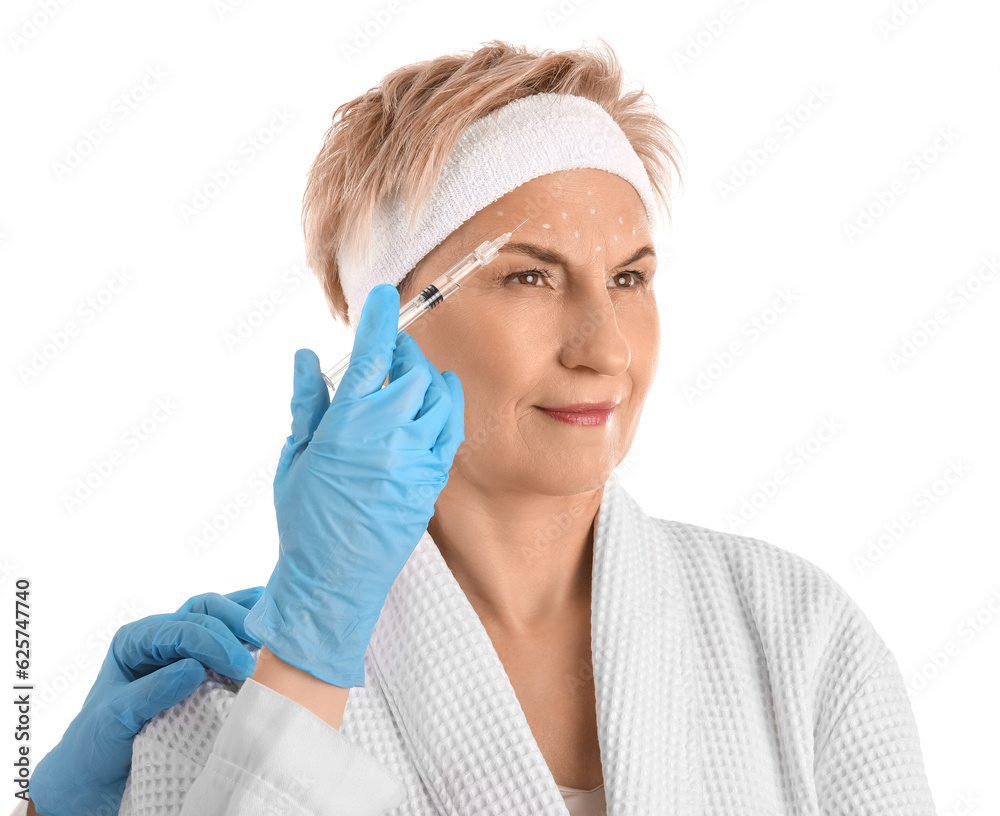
[16,470,938,816]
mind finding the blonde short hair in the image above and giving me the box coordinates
[301,38,684,326]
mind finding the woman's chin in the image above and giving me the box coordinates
[523,461,617,497]
[452,447,623,497]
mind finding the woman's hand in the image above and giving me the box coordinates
[244,283,465,689]
[28,587,263,816]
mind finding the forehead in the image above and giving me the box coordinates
[454,170,648,247]
[407,168,651,287]
[489,168,646,219]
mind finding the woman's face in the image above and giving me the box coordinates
[403,168,660,497]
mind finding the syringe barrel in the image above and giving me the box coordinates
[397,295,430,333]
[435,252,483,296]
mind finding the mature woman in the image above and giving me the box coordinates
[23,40,936,816]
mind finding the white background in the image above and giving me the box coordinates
[3,0,998,811]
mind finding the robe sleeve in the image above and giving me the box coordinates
[813,647,937,815]
[119,676,406,816]
[7,799,28,816]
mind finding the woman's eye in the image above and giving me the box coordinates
[505,270,548,286]
[607,271,648,288]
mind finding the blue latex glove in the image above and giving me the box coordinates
[244,283,465,688]
[29,587,263,816]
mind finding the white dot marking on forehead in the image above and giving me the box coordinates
[589,208,595,214]
[574,230,580,238]
[595,246,601,252]
[561,212,567,218]
[542,223,551,229]
[618,216,623,224]
[497,211,503,215]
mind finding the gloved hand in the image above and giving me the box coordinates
[29,587,264,816]
[244,282,465,688]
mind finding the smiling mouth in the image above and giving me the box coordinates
[537,402,617,413]
[536,404,615,427]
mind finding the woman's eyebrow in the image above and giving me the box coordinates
[500,241,656,268]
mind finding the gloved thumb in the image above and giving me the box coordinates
[109,659,207,735]
[289,348,330,445]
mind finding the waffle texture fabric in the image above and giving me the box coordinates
[15,470,937,816]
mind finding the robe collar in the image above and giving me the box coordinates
[367,470,704,815]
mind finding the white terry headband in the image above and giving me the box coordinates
[337,91,660,331]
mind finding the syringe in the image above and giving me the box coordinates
[322,217,529,393]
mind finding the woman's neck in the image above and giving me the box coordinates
[426,475,603,637]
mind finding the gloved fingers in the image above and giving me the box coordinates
[173,588,265,646]
[289,348,330,444]
[336,284,400,403]
[376,332,435,421]
[222,585,267,610]
[406,357,456,449]
[112,615,257,683]
[314,331,434,448]
[114,611,238,662]
[274,349,330,489]
[433,369,466,469]
[107,658,207,735]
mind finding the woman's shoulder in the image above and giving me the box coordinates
[652,516,891,677]
[654,515,865,604]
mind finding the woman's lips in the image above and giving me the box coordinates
[537,402,616,427]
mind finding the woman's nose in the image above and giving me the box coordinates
[556,290,631,376]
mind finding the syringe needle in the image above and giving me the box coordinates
[511,216,529,234]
